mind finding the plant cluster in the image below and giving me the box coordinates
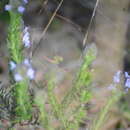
[5,0,96,129]
[1,0,130,129]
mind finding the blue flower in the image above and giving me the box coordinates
[23,27,31,48]
[26,68,35,80]
[18,6,25,13]
[5,4,12,11]
[23,38,31,48]
[125,78,130,88]
[23,0,28,4]
[23,27,29,33]
[23,32,30,42]
[23,58,31,67]
[9,61,16,70]
[113,70,121,83]
[14,73,23,82]
[125,72,130,78]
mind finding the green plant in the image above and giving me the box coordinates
[91,90,122,130]
[7,11,32,122]
[34,47,96,129]
[7,1,96,129]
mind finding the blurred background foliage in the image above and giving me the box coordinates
[0,0,10,24]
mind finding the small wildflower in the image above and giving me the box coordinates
[23,0,28,4]
[113,70,121,83]
[23,27,31,48]
[14,73,23,82]
[125,78,130,88]
[9,61,16,70]
[23,58,31,67]
[18,6,25,13]
[23,32,30,42]
[26,68,35,80]
[125,72,130,78]
[5,4,12,11]
[23,27,29,33]
[23,39,31,48]
[23,31,30,39]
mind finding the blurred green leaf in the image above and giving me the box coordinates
[0,0,10,24]
[0,11,10,24]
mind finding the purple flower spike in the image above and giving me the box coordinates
[27,68,35,80]
[14,73,23,82]
[5,4,12,11]
[9,61,16,70]
[18,6,25,13]
[113,70,121,83]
